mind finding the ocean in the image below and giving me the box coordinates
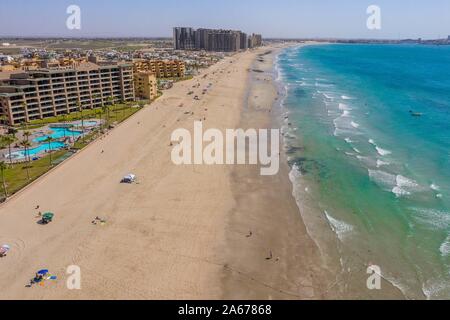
[275,44,450,299]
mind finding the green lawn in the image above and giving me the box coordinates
[1,149,67,198]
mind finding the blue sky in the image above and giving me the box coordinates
[0,0,449,39]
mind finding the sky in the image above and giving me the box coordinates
[0,0,449,39]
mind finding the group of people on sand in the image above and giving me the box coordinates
[92,216,106,226]
[246,230,279,262]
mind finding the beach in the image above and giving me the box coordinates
[0,45,330,299]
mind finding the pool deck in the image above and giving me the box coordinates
[0,119,102,162]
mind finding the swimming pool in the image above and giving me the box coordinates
[8,141,66,160]
[33,127,83,143]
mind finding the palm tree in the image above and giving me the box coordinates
[95,93,105,128]
[22,131,32,162]
[4,134,15,165]
[106,96,114,125]
[23,130,32,140]
[77,102,85,142]
[20,140,31,180]
[78,103,85,132]
[43,136,54,167]
[121,99,127,119]
[61,114,67,138]
[0,115,8,128]
[0,161,8,198]
[101,105,108,129]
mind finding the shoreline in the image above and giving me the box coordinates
[275,43,408,299]
[221,44,334,299]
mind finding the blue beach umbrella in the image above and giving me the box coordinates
[37,269,49,275]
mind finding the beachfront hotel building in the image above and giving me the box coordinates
[0,62,135,125]
[173,27,262,52]
[248,33,263,49]
[132,59,185,78]
[173,27,196,50]
[134,72,158,101]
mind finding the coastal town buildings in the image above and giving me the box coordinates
[134,71,158,100]
[0,61,135,125]
[173,27,262,52]
[132,59,185,78]
[248,33,263,49]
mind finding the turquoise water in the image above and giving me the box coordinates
[10,127,83,159]
[277,44,450,299]
[17,141,66,158]
[33,127,83,143]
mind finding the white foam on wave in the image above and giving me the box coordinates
[392,186,411,197]
[376,159,390,168]
[430,184,441,191]
[357,156,378,167]
[368,170,420,197]
[344,138,353,144]
[338,103,351,111]
[410,207,450,230]
[376,146,392,156]
[324,211,354,241]
[317,90,335,100]
[341,95,354,100]
[393,175,419,197]
[350,121,360,128]
[440,235,450,257]
[422,277,450,300]
[397,175,419,188]
[334,116,354,135]
[368,139,392,157]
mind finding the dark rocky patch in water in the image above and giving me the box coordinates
[288,156,329,179]
[285,146,304,155]
[293,87,307,98]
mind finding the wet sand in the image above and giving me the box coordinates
[220,46,333,299]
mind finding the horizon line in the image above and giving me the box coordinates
[0,35,448,41]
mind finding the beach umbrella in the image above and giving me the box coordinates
[42,212,54,219]
[37,269,49,275]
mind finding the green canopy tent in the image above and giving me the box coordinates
[41,212,54,224]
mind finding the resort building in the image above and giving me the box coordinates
[0,62,135,125]
[134,72,158,100]
[132,59,185,78]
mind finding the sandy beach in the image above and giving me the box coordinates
[0,45,330,299]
